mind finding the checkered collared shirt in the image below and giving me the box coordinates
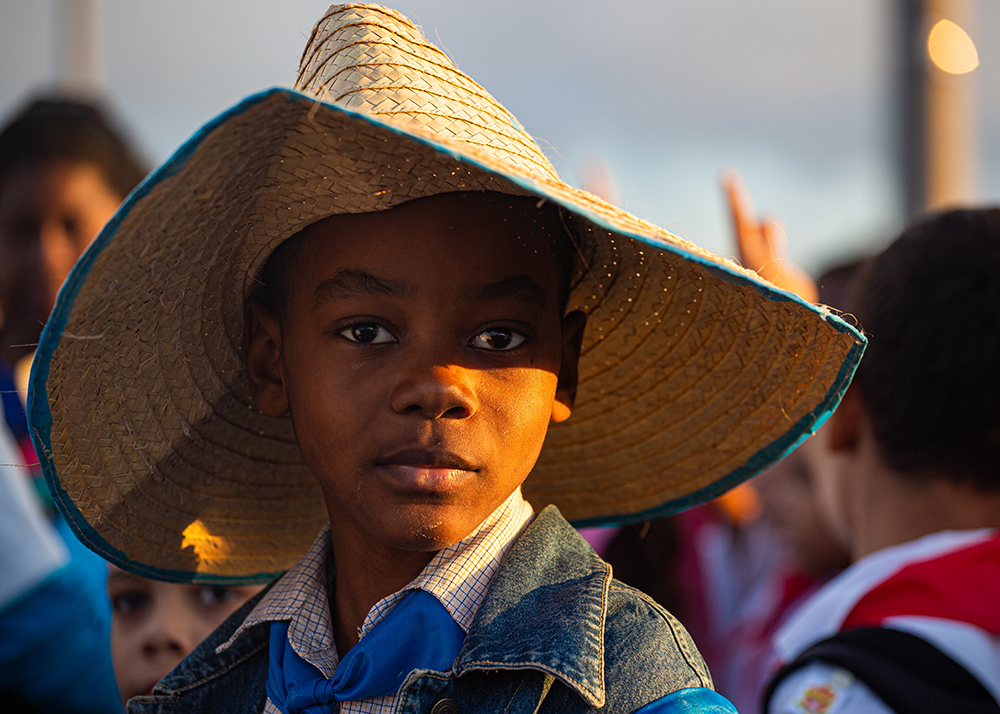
[217,489,534,714]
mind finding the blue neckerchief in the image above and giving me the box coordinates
[266,589,465,713]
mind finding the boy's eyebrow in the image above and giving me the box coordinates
[466,275,549,305]
[313,269,413,307]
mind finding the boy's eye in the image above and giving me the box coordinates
[111,591,150,616]
[470,328,525,351]
[196,585,239,608]
[340,323,395,344]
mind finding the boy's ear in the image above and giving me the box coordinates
[551,309,587,423]
[245,300,289,417]
[828,382,862,453]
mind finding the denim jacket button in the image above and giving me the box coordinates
[430,698,460,714]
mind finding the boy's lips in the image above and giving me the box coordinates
[376,448,479,492]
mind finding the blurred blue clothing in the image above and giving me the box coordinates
[0,396,120,713]
[55,512,115,624]
[637,688,739,713]
[0,562,122,713]
[0,358,27,444]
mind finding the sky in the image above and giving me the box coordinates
[1,0,997,273]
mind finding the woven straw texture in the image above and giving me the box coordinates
[33,3,863,583]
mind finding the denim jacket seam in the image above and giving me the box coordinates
[610,582,712,689]
[594,561,612,705]
[158,633,270,695]
[455,660,603,706]
[500,672,531,714]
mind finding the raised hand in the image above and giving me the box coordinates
[721,170,819,303]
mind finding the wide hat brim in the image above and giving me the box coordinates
[31,87,863,583]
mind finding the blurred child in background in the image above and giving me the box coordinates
[0,98,146,405]
[764,208,1000,714]
[108,567,263,702]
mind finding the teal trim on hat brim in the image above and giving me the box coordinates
[28,87,866,581]
[568,332,865,530]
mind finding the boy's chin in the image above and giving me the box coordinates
[323,489,508,554]
[374,506,486,553]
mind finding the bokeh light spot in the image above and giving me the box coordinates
[927,19,979,75]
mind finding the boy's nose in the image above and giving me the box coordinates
[390,363,479,419]
[142,628,189,659]
[140,609,198,660]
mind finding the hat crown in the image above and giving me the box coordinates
[294,3,560,182]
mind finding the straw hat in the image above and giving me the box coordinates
[31,3,864,583]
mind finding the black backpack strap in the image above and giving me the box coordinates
[763,627,1000,714]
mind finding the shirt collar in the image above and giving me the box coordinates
[217,488,533,676]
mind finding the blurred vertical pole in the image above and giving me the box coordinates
[923,0,976,211]
[896,0,925,218]
[895,0,977,216]
[59,0,105,96]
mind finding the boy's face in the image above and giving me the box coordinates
[107,565,263,703]
[248,192,585,552]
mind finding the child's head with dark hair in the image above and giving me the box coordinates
[0,97,147,364]
[849,208,1000,490]
[0,97,146,198]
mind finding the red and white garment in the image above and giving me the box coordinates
[768,528,1000,714]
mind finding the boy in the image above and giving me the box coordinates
[764,209,1000,714]
[30,5,863,713]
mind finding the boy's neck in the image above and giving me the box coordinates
[324,499,438,656]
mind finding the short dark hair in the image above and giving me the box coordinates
[0,97,147,198]
[849,208,1000,490]
[252,194,578,324]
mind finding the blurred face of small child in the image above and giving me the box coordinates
[247,191,586,554]
[108,564,263,702]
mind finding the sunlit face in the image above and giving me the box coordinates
[107,565,263,703]
[0,161,122,358]
[248,192,585,553]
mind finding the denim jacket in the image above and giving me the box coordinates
[129,507,724,714]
